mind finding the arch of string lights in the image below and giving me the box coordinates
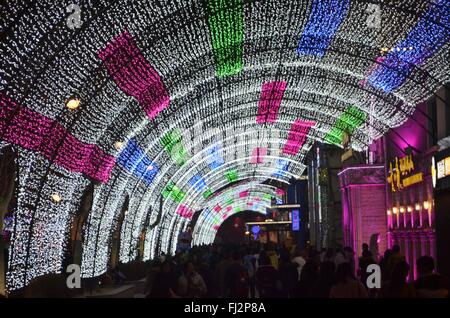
[192,183,283,246]
[0,0,449,290]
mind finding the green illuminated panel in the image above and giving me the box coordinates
[162,180,185,203]
[324,106,367,145]
[206,0,244,77]
[160,128,189,166]
[202,188,213,199]
[225,169,238,182]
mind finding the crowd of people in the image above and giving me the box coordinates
[144,241,449,298]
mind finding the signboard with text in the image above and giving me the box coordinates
[387,154,423,192]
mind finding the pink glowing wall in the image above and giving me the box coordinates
[98,31,170,120]
[0,94,115,183]
[339,165,387,264]
[256,81,287,124]
[282,119,315,155]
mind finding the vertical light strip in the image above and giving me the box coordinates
[324,106,366,146]
[206,0,244,77]
[206,143,225,170]
[256,81,287,124]
[282,119,315,155]
[160,128,190,166]
[98,31,170,120]
[368,0,450,92]
[250,147,267,163]
[117,139,159,186]
[297,0,350,57]
[0,94,115,183]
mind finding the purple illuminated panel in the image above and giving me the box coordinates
[0,94,115,183]
[282,119,315,155]
[257,81,287,124]
[98,31,170,120]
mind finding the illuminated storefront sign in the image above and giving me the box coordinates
[387,154,423,192]
[433,155,450,188]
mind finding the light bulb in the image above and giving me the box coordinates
[114,141,124,150]
[66,97,80,110]
[51,193,61,203]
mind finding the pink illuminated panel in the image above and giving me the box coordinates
[276,188,285,196]
[256,81,287,124]
[282,119,315,155]
[0,94,115,183]
[250,147,267,164]
[213,225,220,231]
[98,31,170,120]
[214,205,222,212]
[176,204,194,219]
[239,190,249,198]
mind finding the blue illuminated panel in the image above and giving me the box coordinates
[117,139,159,186]
[297,0,350,57]
[292,209,300,231]
[272,158,290,179]
[206,143,225,170]
[368,0,450,92]
[189,174,207,192]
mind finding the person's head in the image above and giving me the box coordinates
[392,245,400,253]
[259,253,271,266]
[300,261,319,282]
[362,243,369,251]
[343,246,354,256]
[417,256,435,277]
[183,261,195,276]
[279,250,291,264]
[383,248,392,259]
[335,262,354,284]
[320,261,336,282]
[325,248,334,259]
[293,247,302,257]
[390,260,410,287]
[161,261,171,274]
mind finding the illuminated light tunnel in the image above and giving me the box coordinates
[0,0,448,292]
